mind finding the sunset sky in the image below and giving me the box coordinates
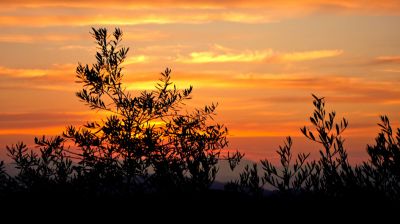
[0,0,399,163]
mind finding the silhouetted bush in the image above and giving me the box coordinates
[0,161,9,194]
[6,136,74,194]
[262,136,315,194]
[299,94,357,197]
[360,115,400,199]
[225,163,264,197]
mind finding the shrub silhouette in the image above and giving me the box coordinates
[0,161,10,195]
[261,136,315,194]
[360,115,400,199]
[225,163,264,197]
[6,136,73,194]
[225,137,314,197]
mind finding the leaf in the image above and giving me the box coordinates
[309,131,316,141]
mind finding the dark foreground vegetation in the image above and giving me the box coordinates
[1,28,399,212]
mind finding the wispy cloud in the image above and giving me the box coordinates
[0,33,84,43]
[0,11,274,27]
[0,65,77,91]
[176,49,273,63]
[0,0,398,29]
[380,69,400,73]
[119,69,400,107]
[59,45,92,51]
[279,50,343,62]
[124,55,150,65]
[0,66,50,78]
[124,30,170,42]
[0,30,169,47]
[0,112,93,135]
[0,112,91,127]
[0,0,398,31]
[0,65,74,78]
[373,56,400,64]
[176,45,343,64]
[1,0,400,14]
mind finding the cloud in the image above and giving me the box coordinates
[0,112,91,127]
[1,0,400,13]
[1,0,398,28]
[244,74,400,105]
[0,65,77,91]
[0,66,48,78]
[0,64,74,78]
[373,56,400,64]
[176,49,273,63]
[118,68,400,107]
[0,11,275,27]
[279,50,343,62]
[0,33,84,43]
[124,30,170,42]
[380,69,400,73]
[59,45,92,51]
[0,30,169,45]
[0,112,94,135]
[0,1,398,28]
[176,45,343,64]
[124,55,150,65]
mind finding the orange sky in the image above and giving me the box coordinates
[0,0,399,163]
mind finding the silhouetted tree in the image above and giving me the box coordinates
[61,27,229,194]
[299,94,358,196]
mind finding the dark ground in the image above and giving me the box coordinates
[1,190,398,222]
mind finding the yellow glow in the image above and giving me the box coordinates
[177,49,273,63]
[0,65,75,78]
[280,50,343,62]
[124,55,149,65]
[0,12,273,27]
[176,48,344,64]
[0,66,48,77]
